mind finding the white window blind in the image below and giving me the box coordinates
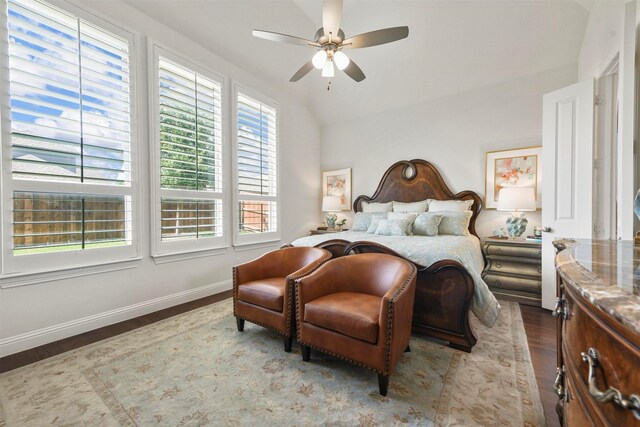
[155,54,223,248]
[2,0,136,271]
[236,90,278,241]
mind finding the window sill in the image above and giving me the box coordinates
[232,239,282,252]
[0,257,142,288]
[151,246,229,264]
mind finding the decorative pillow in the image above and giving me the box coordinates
[413,212,443,236]
[428,199,474,212]
[392,200,428,213]
[352,212,387,231]
[387,212,418,235]
[366,215,385,233]
[361,201,393,213]
[374,219,411,236]
[438,210,473,236]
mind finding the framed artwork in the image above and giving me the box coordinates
[485,146,542,209]
[323,168,351,211]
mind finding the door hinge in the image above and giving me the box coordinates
[593,159,599,169]
[595,95,605,106]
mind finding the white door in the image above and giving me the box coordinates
[541,79,595,309]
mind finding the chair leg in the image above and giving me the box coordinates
[283,336,293,353]
[405,345,411,353]
[236,317,244,332]
[301,345,311,362]
[378,374,389,396]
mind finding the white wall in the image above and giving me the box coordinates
[320,64,578,238]
[0,0,321,356]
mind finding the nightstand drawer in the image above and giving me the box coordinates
[484,258,541,277]
[484,243,542,259]
[483,273,541,294]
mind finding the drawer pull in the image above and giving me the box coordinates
[581,348,640,419]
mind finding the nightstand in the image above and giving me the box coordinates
[309,229,348,235]
[481,238,542,307]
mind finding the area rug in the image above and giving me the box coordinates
[0,300,544,426]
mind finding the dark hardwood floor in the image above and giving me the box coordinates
[0,292,560,427]
[521,304,560,427]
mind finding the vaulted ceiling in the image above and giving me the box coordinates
[125,0,590,125]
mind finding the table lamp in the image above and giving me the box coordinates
[322,196,342,229]
[497,187,536,239]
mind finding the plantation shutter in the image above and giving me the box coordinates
[157,56,223,243]
[236,91,278,236]
[5,0,134,256]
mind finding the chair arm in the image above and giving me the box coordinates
[379,265,417,374]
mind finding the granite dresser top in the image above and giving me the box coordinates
[554,239,640,335]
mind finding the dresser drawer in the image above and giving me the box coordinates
[484,258,541,277]
[562,284,640,426]
[484,242,542,259]
[483,273,541,294]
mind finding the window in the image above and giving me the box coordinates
[1,0,138,275]
[150,45,225,256]
[234,86,279,246]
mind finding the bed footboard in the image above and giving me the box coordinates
[344,241,477,352]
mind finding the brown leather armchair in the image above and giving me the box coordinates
[233,247,332,352]
[296,253,417,396]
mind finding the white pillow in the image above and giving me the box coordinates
[366,215,385,233]
[413,212,443,236]
[361,201,393,213]
[387,212,417,235]
[438,210,473,236]
[428,199,474,213]
[374,219,411,236]
[352,212,387,231]
[392,200,428,213]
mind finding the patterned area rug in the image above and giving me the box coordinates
[0,300,544,426]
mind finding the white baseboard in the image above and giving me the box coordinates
[0,280,232,358]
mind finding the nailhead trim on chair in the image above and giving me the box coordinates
[295,260,417,376]
[384,266,417,374]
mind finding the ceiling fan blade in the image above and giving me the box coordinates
[290,60,315,82]
[342,26,409,49]
[322,0,343,40]
[342,58,365,82]
[252,30,320,47]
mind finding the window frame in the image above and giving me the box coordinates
[232,83,280,247]
[148,41,228,259]
[0,0,142,277]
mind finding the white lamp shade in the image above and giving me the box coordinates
[333,51,350,70]
[497,187,536,212]
[322,196,342,211]
[312,50,327,69]
[321,60,335,77]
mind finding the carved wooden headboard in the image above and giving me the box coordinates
[353,159,483,237]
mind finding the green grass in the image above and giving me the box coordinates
[14,240,127,256]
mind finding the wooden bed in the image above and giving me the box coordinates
[289,159,483,352]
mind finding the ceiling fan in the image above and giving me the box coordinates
[252,0,409,83]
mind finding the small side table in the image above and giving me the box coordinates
[481,238,542,306]
[309,229,349,235]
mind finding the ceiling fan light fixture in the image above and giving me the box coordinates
[312,50,328,69]
[321,60,335,77]
[333,50,349,70]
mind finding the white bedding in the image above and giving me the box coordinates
[291,231,501,327]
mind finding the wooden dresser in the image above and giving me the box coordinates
[482,238,542,306]
[554,239,640,426]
